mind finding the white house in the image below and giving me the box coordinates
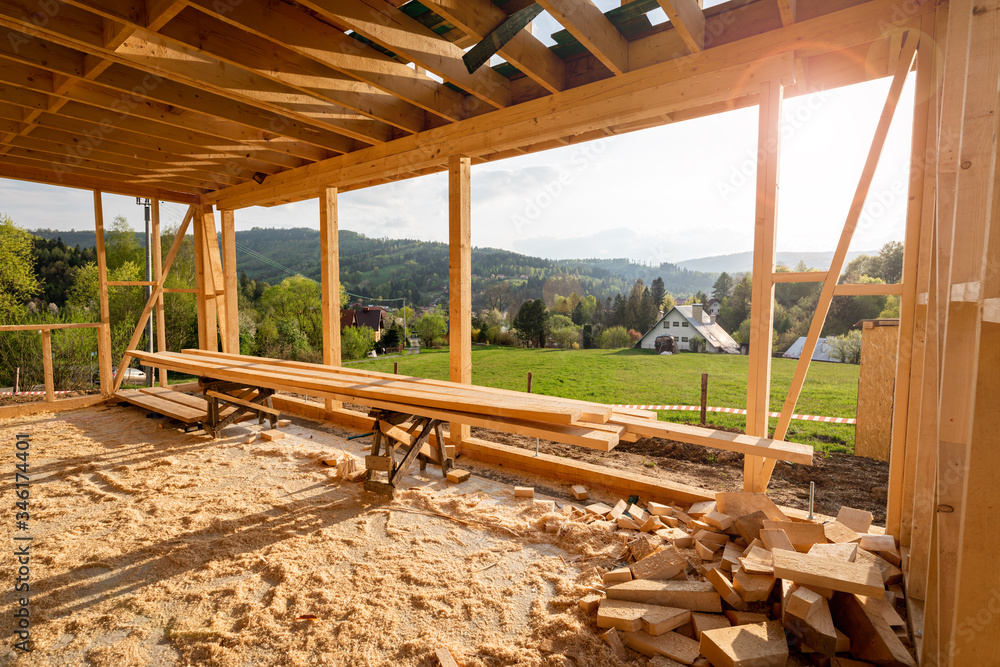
[635,304,740,354]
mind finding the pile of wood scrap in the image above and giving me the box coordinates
[570,492,914,667]
[320,452,366,482]
[126,349,813,466]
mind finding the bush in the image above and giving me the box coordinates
[342,325,376,361]
[598,325,630,349]
[415,311,447,348]
[688,334,705,353]
[627,328,642,345]
[828,329,862,364]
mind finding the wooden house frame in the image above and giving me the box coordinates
[0,1,996,662]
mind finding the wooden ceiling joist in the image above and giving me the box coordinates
[656,0,706,53]
[183,0,492,122]
[421,0,566,93]
[299,0,512,109]
[537,0,629,75]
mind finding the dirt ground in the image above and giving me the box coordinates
[0,405,678,667]
[471,428,891,525]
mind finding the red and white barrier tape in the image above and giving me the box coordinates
[1,390,73,396]
[614,404,856,425]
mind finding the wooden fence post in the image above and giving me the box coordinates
[41,330,54,403]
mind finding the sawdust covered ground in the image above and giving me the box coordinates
[0,406,636,667]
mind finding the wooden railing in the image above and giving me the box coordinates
[0,322,110,402]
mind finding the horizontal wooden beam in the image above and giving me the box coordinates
[772,271,828,283]
[833,283,905,296]
[0,395,106,421]
[0,161,200,204]
[0,322,103,331]
[207,51,793,209]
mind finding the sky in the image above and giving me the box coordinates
[0,43,916,268]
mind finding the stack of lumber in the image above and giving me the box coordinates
[116,386,208,424]
[569,492,914,667]
[125,349,813,465]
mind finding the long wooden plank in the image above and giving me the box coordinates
[140,386,209,411]
[152,200,169,388]
[609,414,812,465]
[153,353,583,425]
[205,390,280,416]
[656,0,705,53]
[181,348,616,422]
[94,191,113,397]
[0,323,102,331]
[537,0,628,75]
[116,390,205,422]
[0,395,106,421]
[771,35,918,443]
[125,352,620,450]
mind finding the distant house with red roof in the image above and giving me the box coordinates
[341,306,387,342]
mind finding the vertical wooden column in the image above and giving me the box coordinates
[886,23,935,540]
[449,155,472,446]
[320,187,342,411]
[221,209,240,354]
[196,205,219,352]
[93,191,113,396]
[41,329,53,403]
[929,0,1000,662]
[744,79,782,492]
[151,200,168,387]
[193,204,207,350]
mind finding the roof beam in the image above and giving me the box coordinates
[422,0,566,93]
[657,0,706,53]
[776,0,797,26]
[0,25,342,159]
[161,0,493,122]
[299,0,512,108]
[0,1,379,150]
[536,0,629,75]
[206,50,794,209]
[0,161,201,203]
[158,9,426,134]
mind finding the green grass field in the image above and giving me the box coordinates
[348,347,860,454]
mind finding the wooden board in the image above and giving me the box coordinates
[116,390,205,423]
[606,580,722,613]
[772,550,884,598]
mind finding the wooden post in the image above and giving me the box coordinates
[193,204,208,351]
[151,199,168,387]
[393,362,398,374]
[928,0,1000,662]
[199,206,227,351]
[93,191,113,397]
[449,155,472,446]
[743,78,782,492]
[41,329,53,403]
[700,373,708,425]
[13,367,18,395]
[221,209,240,355]
[320,186,342,411]
[527,371,533,393]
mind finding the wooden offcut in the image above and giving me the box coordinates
[606,580,722,613]
[772,550,884,598]
[699,621,789,667]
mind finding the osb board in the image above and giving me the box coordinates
[856,324,899,461]
[0,405,636,667]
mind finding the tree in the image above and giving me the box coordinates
[829,329,863,364]
[342,325,376,360]
[650,277,666,314]
[104,215,143,271]
[661,292,676,312]
[875,241,904,284]
[415,310,447,348]
[688,334,705,353]
[0,215,39,317]
[512,299,549,347]
[258,276,324,350]
[598,325,630,349]
[712,272,734,301]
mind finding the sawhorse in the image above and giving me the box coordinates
[364,409,452,494]
[199,378,278,438]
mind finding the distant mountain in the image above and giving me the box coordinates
[29,227,718,307]
[676,250,876,274]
